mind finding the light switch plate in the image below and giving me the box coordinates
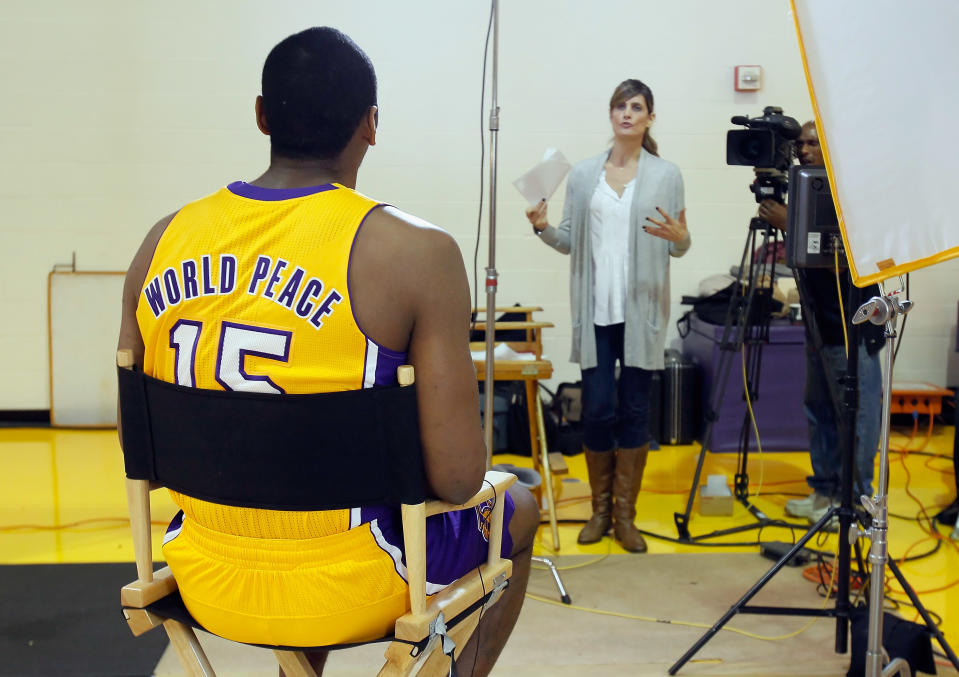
[735,65,762,91]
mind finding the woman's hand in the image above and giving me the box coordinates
[644,207,688,242]
[525,199,549,233]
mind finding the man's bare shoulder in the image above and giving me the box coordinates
[360,206,465,276]
[118,211,179,361]
[126,213,178,288]
[366,205,458,249]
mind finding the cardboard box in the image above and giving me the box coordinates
[699,474,734,516]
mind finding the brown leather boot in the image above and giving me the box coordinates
[612,445,650,553]
[577,448,615,544]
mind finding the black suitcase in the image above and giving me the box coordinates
[547,382,585,455]
[648,370,663,447]
[660,349,700,445]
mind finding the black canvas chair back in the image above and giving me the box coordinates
[117,365,428,509]
[117,356,516,677]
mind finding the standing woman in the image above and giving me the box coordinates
[525,79,690,552]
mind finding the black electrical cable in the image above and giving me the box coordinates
[636,521,815,549]
[895,538,941,563]
[468,476,496,677]
[898,450,952,460]
[471,2,494,331]
[888,512,924,522]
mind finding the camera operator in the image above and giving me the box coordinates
[765,121,884,527]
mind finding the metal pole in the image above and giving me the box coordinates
[864,314,895,677]
[851,289,913,677]
[482,0,500,469]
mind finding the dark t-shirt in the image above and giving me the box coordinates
[798,268,884,355]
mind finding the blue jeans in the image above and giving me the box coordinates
[804,342,882,499]
[581,324,652,452]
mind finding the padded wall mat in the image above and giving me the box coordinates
[0,563,167,676]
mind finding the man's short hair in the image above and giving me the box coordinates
[261,27,377,160]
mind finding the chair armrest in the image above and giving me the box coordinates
[397,471,517,640]
[121,565,179,608]
[393,557,513,643]
[424,470,517,517]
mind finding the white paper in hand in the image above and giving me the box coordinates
[512,148,572,205]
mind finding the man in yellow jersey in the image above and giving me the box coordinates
[117,27,537,676]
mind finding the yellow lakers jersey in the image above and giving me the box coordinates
[137,181,407,395]
[137,181,408,539]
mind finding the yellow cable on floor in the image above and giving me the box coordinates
[532,538,612,571]
[526,544,841,643]
[742,344,764,497]
[0,517,168,532]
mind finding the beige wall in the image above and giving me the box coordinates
[1,0,955,409]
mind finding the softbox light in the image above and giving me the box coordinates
[791,0,959,286]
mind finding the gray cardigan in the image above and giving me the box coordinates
[538,149,690,370]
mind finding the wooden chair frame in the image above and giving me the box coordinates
[118,352,516,676]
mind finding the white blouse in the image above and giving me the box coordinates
[589,171,634,326]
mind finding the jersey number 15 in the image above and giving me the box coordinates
[169,320,292,394]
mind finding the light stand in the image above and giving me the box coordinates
[477,0,570,604]
[481,0,500,467]
[852,291,914,677]
[850,289,959,676]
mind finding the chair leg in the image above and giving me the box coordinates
[379,641,420,677]
[418,608,482,675]
[274,650,318,677]
[162,620,216,677]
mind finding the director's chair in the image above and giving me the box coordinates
[116,351,516,676]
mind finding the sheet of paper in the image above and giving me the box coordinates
[512,148,572,205]
[470,343,537,362]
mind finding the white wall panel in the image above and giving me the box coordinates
[1,0,954,410]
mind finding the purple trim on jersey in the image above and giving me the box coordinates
[226,181,338,201]
[374,344,407,386]
[166,509,184,537]
[169,319,203,387]
[361,492,515,588]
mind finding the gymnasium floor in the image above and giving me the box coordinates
[2,420,959,674]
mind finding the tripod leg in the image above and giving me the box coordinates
[885,558,959,671]
[531,555,571,604]
[669,507,839,675]
[674,338,742,539]
[675,222,776,540]
[675,313,748,538]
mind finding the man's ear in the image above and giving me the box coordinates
[255,95,270,136]
[365,105,377,147]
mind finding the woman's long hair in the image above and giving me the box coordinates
[609,79,658,156]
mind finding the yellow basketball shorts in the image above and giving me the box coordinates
[162,495,515,647]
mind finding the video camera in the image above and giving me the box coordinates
[726,106,801,204]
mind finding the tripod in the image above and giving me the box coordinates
[674,215,802,542]
[670,268,867,674]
